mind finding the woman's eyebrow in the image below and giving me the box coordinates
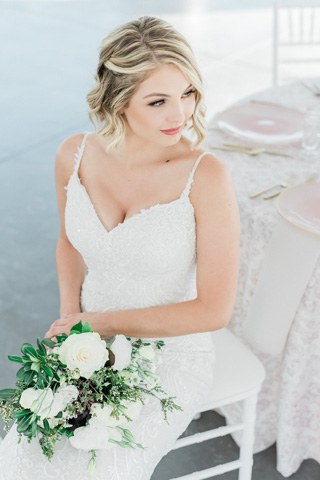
[143,84,192,99]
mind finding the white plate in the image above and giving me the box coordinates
[277,183,320,235]
[217,102,304,145]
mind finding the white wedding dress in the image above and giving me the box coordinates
[0,133,215,480]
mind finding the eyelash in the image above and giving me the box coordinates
[148,89,196,107]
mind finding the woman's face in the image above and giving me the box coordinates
[123,64,196,147]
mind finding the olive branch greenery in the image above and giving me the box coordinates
[0,321,182,475]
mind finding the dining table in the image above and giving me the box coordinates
[203,79,320,477]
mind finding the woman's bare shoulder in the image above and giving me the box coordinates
[196,149,231,182]
[56,133,84,163]
[190,149,235,205]
[55,133,86,178]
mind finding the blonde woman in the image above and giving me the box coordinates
[0,16,239,480]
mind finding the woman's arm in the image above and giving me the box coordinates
[46,154,240,339]
[55,135,87,316]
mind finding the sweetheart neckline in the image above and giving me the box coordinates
[68,170,194,235]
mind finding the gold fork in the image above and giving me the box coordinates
[263,175,317,200]
[210,144,292,158]
[249,177,295,199]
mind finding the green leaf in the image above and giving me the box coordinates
[56,334,68,343]
[65,428,74,438]
[21,343,38,358]
[42,366,53,377]
[82,322,92,333]
[25,370,35,385]
[27,354,40,363]
[37,373,47,389]
[42,338,57,348]
[16,366,27,381]
[0,388,16,400]
[53,370,60,382]
[12,409,32,419]
[30,420,37,437]
[55,411,63,419]
[37,338,47,356]
[70,321,83,334]
[8,355,23,364]
[43,418,51,434]
[22,357,33,365]
[31,362,41,373]
[16,414,33,433]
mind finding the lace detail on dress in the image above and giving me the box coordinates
[0,134,215,480]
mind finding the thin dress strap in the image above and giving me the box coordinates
[181,151,212,198]
[73,131,91,173]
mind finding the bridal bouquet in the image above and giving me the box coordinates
[0,321,181,475]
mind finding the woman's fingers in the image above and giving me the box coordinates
[44,313,83,339]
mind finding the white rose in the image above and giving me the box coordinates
[91,400,142,427]
[91,403,127,427]
[69,418,121,451]
[110,335,132,371]
[56,384,79,406]
[120,400,142,423]
[58,332,109,379]
[20,388,40,410]
[138,345,155,361]
[48,392,65,418]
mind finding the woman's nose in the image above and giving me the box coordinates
[167,102,185,125]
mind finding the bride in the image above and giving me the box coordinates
[0,16,239,480]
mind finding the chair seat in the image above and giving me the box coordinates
[200,329,265,408]
[171,328,266,480]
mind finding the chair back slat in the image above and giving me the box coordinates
[273,2,320,85]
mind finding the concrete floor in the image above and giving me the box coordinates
[1,0,320,478]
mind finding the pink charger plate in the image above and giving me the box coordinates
[277,183,320,235]
[217,102,304,145]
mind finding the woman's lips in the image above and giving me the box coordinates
[160,126,182,135]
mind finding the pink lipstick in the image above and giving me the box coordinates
[160,126,182,135]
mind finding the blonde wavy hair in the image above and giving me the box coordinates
[87,16,207,151]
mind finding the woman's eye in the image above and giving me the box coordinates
[183,89,196,97]
[148,99,164,107]
[148,90,196,107]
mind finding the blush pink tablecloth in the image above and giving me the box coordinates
[204,80,320,477]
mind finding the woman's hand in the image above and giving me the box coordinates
[44,312,105,339]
